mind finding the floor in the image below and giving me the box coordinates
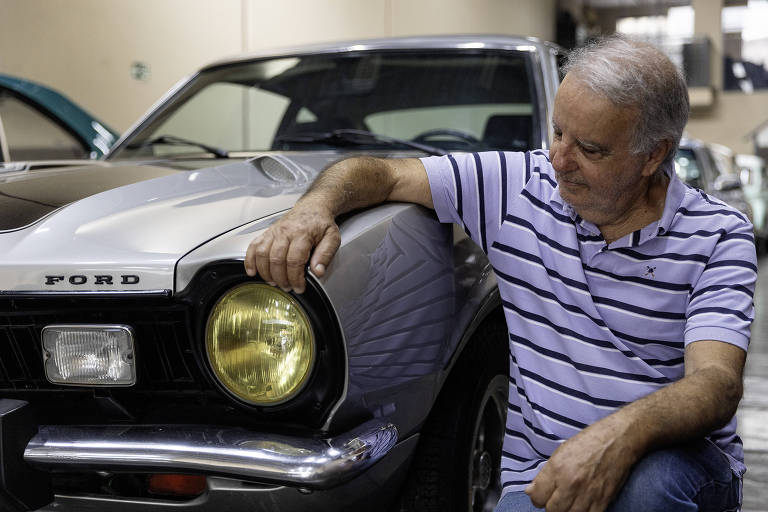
[737,251,768,512]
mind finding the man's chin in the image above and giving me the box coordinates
[558,184,586,205]
[559,190,598,220]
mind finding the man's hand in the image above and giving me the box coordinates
[525,415,639,512]
[243,156,431,292]
[244,202,341,294]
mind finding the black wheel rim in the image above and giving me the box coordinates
[470,374,507,512]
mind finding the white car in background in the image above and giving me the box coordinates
[675,138,754,228]
[736,153,768,249]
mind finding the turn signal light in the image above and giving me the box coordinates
[148,474,207,497]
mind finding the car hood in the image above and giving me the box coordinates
[0,154,340,293]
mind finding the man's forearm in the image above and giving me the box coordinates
[298,156,397,217]
[526,342,745,509]
[612,361,743,457]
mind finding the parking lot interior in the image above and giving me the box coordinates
[2,0,768,511]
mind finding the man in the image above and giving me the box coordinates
[244,36,755,511]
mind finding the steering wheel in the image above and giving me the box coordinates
[411,128,481,146]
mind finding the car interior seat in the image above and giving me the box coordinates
[482,114,533,151]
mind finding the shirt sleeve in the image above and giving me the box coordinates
[684,218,756,351]
[421,151,529,252]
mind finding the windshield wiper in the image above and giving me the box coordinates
[126,135,230,158]
[274,129,447,156]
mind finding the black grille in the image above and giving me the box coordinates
[0,264,346,429]
[0,295,204,391]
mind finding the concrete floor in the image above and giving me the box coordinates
[737,252,768,512]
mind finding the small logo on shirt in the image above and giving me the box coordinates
[643,266,656,278]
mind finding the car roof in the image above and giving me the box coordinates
[201,34,555,71]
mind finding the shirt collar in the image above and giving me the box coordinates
[655,160,686,236]
[547,159,686,242]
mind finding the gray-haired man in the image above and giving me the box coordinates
[245,36,754,511]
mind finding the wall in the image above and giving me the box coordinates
[687,91,768,155]
[0,0,555,133]
[0,0,243,133]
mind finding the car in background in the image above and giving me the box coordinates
[0,36,561,512]
[736,153,768,249]
[674,138,754,226]
[0,73,117,164]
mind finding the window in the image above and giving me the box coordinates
[366,104,534,150]
[615,6,695,76]
[114,50,537,157]
[0,90,88,160]
[147,83,290,157]
[723,0,768,91]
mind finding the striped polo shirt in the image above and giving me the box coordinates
[421,150,756,495]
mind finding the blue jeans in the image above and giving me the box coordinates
[494,440,742,511]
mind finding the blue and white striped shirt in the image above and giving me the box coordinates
[422,150,756,495]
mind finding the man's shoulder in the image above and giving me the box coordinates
[674,186,753,232]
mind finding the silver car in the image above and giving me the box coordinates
[0,36,561,512]
[675,138,754,225]
[736,153,768,248]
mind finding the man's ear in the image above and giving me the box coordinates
[642,140,674,177]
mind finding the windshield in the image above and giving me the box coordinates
[111,49,538,159]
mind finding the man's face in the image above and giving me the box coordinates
[550,74,659,226]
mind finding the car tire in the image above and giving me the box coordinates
[398,310,508,512]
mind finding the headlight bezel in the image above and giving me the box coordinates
[182,261,345,425]
[204,282,317,406]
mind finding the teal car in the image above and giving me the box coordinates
[0,74,117,162]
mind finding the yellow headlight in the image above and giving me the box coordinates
[205,283,315,405]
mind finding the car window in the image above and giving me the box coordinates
[147,83,290,157]
[0,90,88,160]
[113,50,537,157]
[366,103,533,145]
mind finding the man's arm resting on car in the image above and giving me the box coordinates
[244,156,431,293]
[525,339,745,512]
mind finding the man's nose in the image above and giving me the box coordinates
[551,139,577,172]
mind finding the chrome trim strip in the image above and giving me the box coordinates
[24,419,397,488]
[0,206,63,234]
[108,73,197,155]
[307,270,350,433]
[0,289,172,297]
[202,35,546,70]
[0,113,11,162]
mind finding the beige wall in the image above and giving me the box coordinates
[0,0,244,133]
[391,0,555,40]
[0,0,555,133]
[684,0,767,155]
[687,91,768,155]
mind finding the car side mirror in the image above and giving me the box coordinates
[714,174,742,192]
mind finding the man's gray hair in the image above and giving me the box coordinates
[562,35,689,164]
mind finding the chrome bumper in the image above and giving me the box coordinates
[23,419,397,488]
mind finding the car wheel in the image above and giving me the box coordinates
[398,312,508,512]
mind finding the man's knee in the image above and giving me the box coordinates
[608,441,740,512]
[608,449,700,512]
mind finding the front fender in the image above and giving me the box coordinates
[320,203,497,437]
